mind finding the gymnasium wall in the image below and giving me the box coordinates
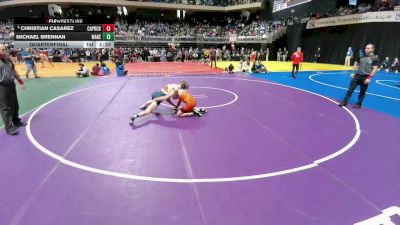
[286,22,400,64]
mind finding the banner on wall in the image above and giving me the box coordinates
[306,11,400,29]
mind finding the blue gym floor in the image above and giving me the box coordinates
[253,70,400,118]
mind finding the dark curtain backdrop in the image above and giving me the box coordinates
[287,23,400,64]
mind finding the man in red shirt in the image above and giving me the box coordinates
[117,48,121,60]
[291,47,303,79]
[91,63,101,75]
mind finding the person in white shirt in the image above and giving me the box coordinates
[277,48,282,61]
[241,61,250,73]
[85,50,91,61]
[237,60,243,72]
[76,63,89,78]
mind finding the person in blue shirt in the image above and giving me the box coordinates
[344,47,353,66]
[63,49,72,63]
[116,60,127,76]
[251,60,268,74]
[100,63,110,75]
[21,48,40,79]
[359,48,365,58]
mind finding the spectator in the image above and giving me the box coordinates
[390,57,399,73]
[251,60,267,74]
[210,48,217,68]
[380,57,391,71]
[91,63,101,75]
[345,47,353,66]
[9,49,18,64]
[21,48,40,79]
[281,47,288,62]
[239,60,250,73]
[98,63,111,76]
[116,60,128,76]
[314,47,321,63]
[76,63,89,78]
[228,64,235,74]
[277,48,282,61]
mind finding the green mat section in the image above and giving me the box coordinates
[0,77,92,128]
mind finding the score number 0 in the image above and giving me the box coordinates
[102,24,115,32]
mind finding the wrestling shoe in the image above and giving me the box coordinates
[193,109,203,117]
[129,115,137,125]
[198,108,207,113]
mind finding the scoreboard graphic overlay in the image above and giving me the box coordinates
[13,18,115,48]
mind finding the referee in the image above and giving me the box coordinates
[0,44,27,135]
[339,43,379,109]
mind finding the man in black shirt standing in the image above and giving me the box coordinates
[281,47,288,62]
[314,47,321,63]
[210,48,217,68]
[0,44,26,135]
[339,43,379,109]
